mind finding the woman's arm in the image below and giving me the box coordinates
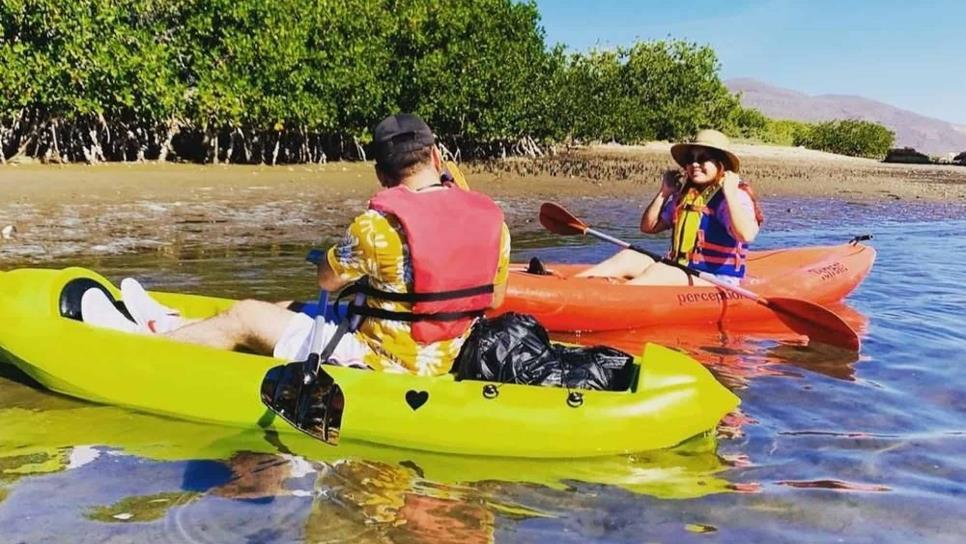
[640,170,680,233]
[721,172,760,242]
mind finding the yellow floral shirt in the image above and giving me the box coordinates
[327,209,511,376]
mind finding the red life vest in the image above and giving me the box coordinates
[363,183,504,344]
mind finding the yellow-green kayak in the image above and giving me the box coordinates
[0,267,739,458]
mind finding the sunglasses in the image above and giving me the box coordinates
[684,151,718,164]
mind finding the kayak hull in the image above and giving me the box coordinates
[495,243,875,331]
[0,267,739,458]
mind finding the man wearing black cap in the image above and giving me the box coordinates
[85,113,510,376]
[314,113,510,374]
[368,112,438,186]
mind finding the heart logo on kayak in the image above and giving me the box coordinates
[405,390,429,410]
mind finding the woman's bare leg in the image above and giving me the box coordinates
[624,261,714,286]
[165,299,296,354]
[574,249,656,278]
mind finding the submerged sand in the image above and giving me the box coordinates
[1,144,964,262]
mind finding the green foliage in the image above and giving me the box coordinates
[2,0,562,160]
[0,0,183,121]
[727,107,770,140]
[728,110,812,147]
[553,40,741,143]
[761,119,812,146]
[0,0,897,162]
[794,119,895,159]
[390,0,552,143]
[175,0,397,133]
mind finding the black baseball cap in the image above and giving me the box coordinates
[373,113,435,166]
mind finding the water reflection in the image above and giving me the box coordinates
[0,364,737,541]
[554,302,867,389]
[302,459,508,544]
[3,198,966,542]
[0,369,733,499]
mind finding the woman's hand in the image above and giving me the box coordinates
[660,169,682,198]
[642,170,679,234]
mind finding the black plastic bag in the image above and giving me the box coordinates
[453,313,635,391]
[555,344,636,391]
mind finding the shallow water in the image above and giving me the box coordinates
[1,196,965,543]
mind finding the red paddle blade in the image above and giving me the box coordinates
[539,202,588,236]
[768,297,861,351]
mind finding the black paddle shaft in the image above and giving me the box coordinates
[585,227,701,280]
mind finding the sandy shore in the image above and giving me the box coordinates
[480,143,966,201]
[1,144,964,262]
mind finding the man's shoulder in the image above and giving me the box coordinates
[346,209,405,247]
[350,209,393,227]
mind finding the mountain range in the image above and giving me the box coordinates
[726,78,966,156]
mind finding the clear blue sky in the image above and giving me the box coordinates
[534,0,966,124]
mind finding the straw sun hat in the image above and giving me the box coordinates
[670,129,740,173]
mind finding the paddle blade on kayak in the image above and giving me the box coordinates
[767,297,861,352]
[540,202,588,236]
[261,359,344,445]
[443,160,470,190]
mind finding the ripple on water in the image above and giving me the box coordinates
[1,196,965,542]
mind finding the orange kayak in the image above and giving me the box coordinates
[493,243,876,331]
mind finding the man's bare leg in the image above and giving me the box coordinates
[165,299,296,354]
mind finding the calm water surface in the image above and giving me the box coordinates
[1,197,965,543]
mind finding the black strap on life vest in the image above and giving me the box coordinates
[337,280,492,322]
[347,306,485,322]
[340,281,493,303]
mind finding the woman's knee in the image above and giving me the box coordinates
[613,250,655,274]
[628,263,691,286]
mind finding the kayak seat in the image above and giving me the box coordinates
[59,277,134,322]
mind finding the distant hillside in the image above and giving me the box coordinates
[726,78,966,156]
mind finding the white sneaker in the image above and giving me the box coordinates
[120,278,183,333]
[81,289,144,334]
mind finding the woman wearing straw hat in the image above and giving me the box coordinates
[577,129,763,286]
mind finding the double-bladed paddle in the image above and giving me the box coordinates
[443,160,470,190]
[538,202,861,352]
[260,251,347,444]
